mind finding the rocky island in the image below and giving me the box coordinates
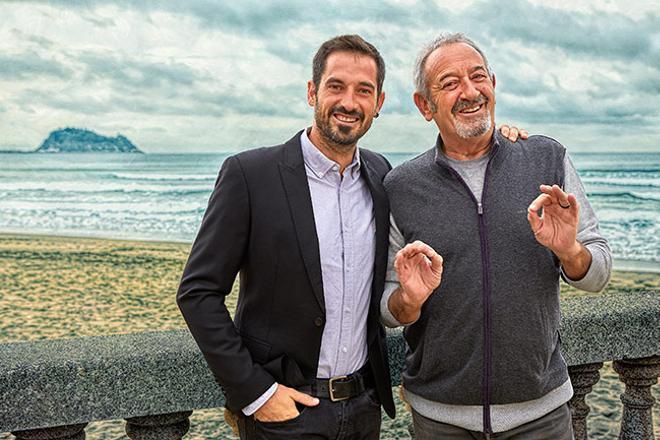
[36,128,142,153]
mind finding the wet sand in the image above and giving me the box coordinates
[0,234,657,439]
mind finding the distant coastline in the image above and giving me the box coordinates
[0,150,143,154]
[29,128,143,153]
[0,149,658,155]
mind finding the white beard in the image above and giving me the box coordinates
[455,113,491,139]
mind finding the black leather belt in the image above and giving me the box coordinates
[310,364,373,402]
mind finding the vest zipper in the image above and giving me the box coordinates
[447,164,494,436]
[477,197,493,436]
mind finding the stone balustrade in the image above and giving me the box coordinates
[1,291,658,439]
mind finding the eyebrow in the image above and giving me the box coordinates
[325,76,375,90]
[470,66,488,75]
[325,77,344,84]
[437,65,488,84]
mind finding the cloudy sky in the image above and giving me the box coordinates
[1,0,659,153]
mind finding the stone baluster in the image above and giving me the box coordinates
[568,362,603,440]
[12,423,88,439]
[613,356,660,440]
[124,410,192,440]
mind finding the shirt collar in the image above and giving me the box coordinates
[434,130,501,167]
[300,128,361,179]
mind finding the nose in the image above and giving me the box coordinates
[339,88,358,112]
[460,79,480,101]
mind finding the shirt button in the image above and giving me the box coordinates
[314,317,324,327]
[342,347,348,353]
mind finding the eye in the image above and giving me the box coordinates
[441,80,458,91]
[328,83,342,91]
[472,73,488,81]
[358,88,373,96]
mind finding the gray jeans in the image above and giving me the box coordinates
[412,403,575,440]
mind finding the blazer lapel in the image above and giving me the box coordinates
[361,158,389,271]
[361,156,390,342]
[278,133,325,312]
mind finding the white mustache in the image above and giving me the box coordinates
[452,95,487,113]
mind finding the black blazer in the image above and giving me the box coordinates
[177,131,395,417]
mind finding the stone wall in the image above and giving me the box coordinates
[1,291,658,439]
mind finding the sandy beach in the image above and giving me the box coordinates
[0,233,657,439]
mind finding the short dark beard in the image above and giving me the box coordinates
[314,104,366,151]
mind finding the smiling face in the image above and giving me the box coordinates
[414,42,496,147]
[307,50,384,153]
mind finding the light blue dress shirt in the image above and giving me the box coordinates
[243,129,375,415]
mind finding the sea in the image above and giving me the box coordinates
[0,151,658,269]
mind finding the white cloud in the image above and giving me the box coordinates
[0,0,658,152]
[525,0,659,20]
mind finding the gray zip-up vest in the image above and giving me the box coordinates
[384,132,569,432]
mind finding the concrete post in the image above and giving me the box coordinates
[613,355,660,440]
[12,423,87,440]
[124,411,192,440]
[568,362,603,440]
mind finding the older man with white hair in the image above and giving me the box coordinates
[382,33,611,439]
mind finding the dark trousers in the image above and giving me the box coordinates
[237,387,381,440]
[412,403,575,440]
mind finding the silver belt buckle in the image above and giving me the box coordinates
[328,375,349,402]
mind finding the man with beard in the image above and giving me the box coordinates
[381,33,611,439]
[178,34,525,439]
[177,35,394,439]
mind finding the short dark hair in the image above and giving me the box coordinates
[312,34,386,95]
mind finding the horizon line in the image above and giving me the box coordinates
[1,148,659,155]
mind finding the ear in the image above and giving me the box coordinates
[307,80,316,107]
[375,91,385,114]
[413,92,434,121]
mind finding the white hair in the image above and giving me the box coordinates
[414,33,493,99]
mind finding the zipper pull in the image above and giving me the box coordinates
[477,202,483,215]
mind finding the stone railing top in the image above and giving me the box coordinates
[558,291,659,365]
[1,290,658,432]
[0,331,222,432]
